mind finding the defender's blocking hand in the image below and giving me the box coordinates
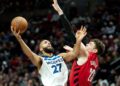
[75,26,87,42]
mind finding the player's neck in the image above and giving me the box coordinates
[43,52,53,57]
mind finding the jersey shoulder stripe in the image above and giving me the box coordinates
[42,55,61,60]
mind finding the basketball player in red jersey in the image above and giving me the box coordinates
[52,0,105,86]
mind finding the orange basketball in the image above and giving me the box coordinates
[11,16,28,33]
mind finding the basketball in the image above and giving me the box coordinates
[11,16,28,33]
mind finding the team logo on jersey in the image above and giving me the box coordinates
[46,58,63,64]
[44,56,64,64]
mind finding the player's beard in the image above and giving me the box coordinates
[43,47,54,53]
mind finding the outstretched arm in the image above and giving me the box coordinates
[59,26,87,62]
[11,26,42,69]
[52,0,87,57]
[52,0,76,43]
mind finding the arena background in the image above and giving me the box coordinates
[0,0,120,86]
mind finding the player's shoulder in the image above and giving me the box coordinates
[88,52,98,59]
[42,55,62,60]
[89,52,97,56]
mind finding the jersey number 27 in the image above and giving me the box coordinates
[51,63,62,74]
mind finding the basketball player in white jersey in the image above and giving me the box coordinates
[11,26,87,86]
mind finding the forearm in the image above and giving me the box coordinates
[72,40,81,57]
[17,39,38,67]
[57,9,63,15]
[11,25,41,68]
[73,42,88,56]
[18,39,34,56]
[60,14,76,43]
[64,40,80,61]
[52,0,75,43]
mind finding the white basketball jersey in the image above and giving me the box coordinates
[39,55,68,86]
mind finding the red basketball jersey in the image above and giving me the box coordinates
[69,52,99,86]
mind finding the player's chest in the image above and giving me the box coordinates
[44,57,65,73]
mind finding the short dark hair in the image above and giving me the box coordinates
[91,39,105,55]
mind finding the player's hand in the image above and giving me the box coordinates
[11,26,21,39]
[63,45,73,52]
[75,26,87,42]
[52,0,63,15]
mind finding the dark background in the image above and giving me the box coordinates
[0,0,120,86]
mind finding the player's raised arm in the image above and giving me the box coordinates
[52,0,63,15]
[59,26,87,61]
[52,0,88,56]
[52,0,76,43]
[11,26,42,69]
[75,26,88,57]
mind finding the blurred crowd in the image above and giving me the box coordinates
[0,0,120,86]
[0,0,52,13]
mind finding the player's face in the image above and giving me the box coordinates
[86,41,97,53]
[40,40,54,53]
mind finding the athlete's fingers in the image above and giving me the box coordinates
[11,26,14,32]
[83,27,87,33]
[17,30,20,35]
